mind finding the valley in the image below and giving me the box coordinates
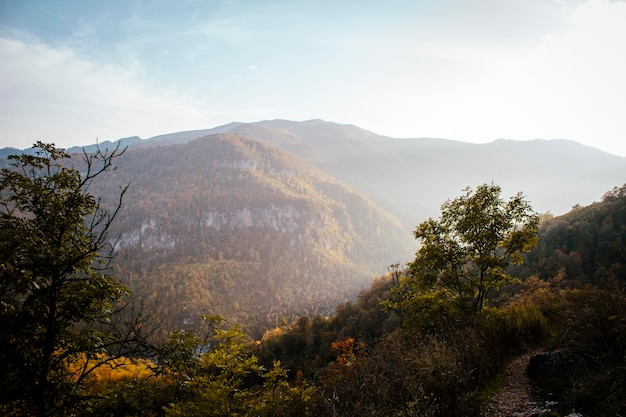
[4,119,626,336]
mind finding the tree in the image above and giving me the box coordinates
[397,184,539,313]
[0,142,135,416]
[161,315,312,417]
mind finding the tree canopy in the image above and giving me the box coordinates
[0,142,136,416]
[396,183,540,313]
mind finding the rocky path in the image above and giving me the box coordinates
[482,350,560,417]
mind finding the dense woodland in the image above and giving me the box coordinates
[1,141,625,416]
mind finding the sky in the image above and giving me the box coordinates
[1,0,625,156]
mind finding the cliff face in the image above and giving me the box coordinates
[117,202,351,256]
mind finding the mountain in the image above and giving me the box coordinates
[6,119,624,225]
[3,119,626,335]
[100,119,626,228]
[226,120,626,221]
[88,133,409,336]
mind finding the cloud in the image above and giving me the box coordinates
[0,35,228,148]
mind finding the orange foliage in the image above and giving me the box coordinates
[330,337,366,366]
[295,369,304,387]
[66,354,160,391]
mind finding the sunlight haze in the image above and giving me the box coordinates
[1,0,625,156]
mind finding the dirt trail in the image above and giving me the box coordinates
[482,350,552,417]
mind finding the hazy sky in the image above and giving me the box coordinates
[1,0,625,155]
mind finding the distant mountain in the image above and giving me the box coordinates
[6,119,624,223]
[88,134,409,336]
[0,147,23,159]
[126,119,626,227]
[226,120,626,221]
[139,122,245,147]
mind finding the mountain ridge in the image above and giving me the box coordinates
[4,118,621,159]
[4,118,625,225]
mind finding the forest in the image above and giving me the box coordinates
[1,142,625,416]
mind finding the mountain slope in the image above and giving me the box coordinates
[6,119,623,226]
[91,134,409,336]
[514,184,626,285]
[228,120,626,221]
[124,119,626,229]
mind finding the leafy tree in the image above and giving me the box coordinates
[0,142,137,416]
[394,184,540,314]
[161,315,313,417]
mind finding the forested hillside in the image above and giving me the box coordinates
[88,134,410,336]
[4,122,626,339]
[2,142,625,416]
[256,184,626,416]
[515,184,626,286]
